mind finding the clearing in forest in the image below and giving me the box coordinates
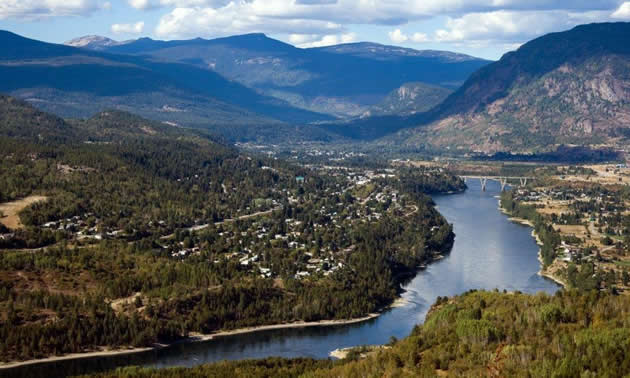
[0,195,47,229]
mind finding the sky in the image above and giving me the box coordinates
[1,1,630,60]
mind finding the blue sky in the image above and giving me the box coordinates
[1,1,630,60]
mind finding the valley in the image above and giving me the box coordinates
[3,177,559,377]
[0,15,630,378]
[0,96,461,367]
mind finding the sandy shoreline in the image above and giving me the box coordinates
[0,313,383,370]
[498,201,566,289]
[329,345,388,360]
[200,313,381,341]
[0,346,156,369]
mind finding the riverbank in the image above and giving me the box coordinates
[498,201,567,289]
[329,345,389,360]
[0,346,156,370]
[0,247,439,371]
[0,312,387,370]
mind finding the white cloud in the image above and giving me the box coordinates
[0,0,99,20]
[288,33,319,45]
[127,0,231,10]
[612,2,630,18]
[148,0,626,47]
[154,3,347,39]
[292,32,356,47]
[432,10,609,46]
[388,30,429,44]
[127,0,152,10]
[111,21,145,34]
[102,1,112,10]
[411,32,429,43]
[0,0,626,54]
[388,29,408,43]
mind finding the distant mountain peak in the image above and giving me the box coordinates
[314,42,486,63]
[65,35,131,50]
[208,33,296,52]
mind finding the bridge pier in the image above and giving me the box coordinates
[460,176,533,191]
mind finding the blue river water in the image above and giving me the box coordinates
[3,179,558,378]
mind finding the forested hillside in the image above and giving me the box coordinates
[0,30,330,134]
[0,95,461,363]
[87,290,630,377]
[75,34,488,119]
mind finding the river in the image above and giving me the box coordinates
[3,179,559,378]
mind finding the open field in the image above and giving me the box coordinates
[0,195,47,229]
[561,164,630,185]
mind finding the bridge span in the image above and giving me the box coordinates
[459,176,534,191]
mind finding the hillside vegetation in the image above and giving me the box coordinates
[0,30,330,135]
[0,95,461,363]
[85,290,630,377]
[84,35,488,119]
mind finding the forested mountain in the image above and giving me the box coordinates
[389,22,630,154]
[0,30,330,134]
[70,33,489,118]
[0,95,462,363]
[85,290,630,377]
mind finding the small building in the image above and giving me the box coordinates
[296,176,305,184]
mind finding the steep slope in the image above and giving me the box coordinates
[77,33,489,118]
[395,22,630,153]
[0,30,330,136]
[0,94,74,142]
[364,82,453,117]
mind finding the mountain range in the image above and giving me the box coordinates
[71,33,489,118]
[2,23,630,154]
[0,30,332,140]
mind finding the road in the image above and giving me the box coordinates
[161,206,283,239]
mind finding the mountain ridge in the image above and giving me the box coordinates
[68,32,490,118]
[0,30,333,139]
[366,22,630,154]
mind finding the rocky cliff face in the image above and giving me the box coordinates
[397,23,630,153]
[65,35,125,50]
[363,82,452,117]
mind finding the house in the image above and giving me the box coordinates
[0,233,14,240]
[296,176,305,184]
[294,271,310,279]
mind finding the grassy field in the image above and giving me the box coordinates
[0,195,47,229]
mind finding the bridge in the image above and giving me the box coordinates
[459,176,534,191]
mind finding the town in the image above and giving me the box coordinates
[502,164,630,292]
